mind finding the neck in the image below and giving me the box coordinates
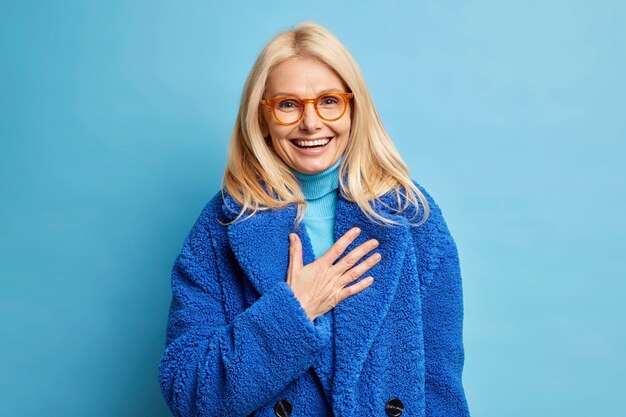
[289,157,342,201]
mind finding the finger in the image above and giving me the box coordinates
[338,252,382,287]
[333,238,379,275]
[321,226,361,265]
[337,276,374,303]
[287,233,303,276]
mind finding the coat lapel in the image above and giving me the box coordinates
[222,193,313,297]
[221,189,411,414]
[331,191,411,415]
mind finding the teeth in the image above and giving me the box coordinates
[293,138,331,147]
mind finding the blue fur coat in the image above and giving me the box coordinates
[158,180,470,417]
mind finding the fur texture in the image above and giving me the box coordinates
[158,180,470,417]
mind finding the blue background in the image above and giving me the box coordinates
[1,1,624,416]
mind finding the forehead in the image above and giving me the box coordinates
[265,57,346,97]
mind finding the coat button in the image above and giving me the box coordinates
[385,398,404,417]
[274,399,292,417]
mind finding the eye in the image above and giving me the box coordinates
[319,95,340,105]
[277,99,301,110]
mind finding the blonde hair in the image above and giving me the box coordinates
[221,21,429,228]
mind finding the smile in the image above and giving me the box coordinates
[290,137,332,149]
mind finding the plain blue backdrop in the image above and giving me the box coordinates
[1,1,624,416]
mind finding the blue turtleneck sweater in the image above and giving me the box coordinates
[289,156,342,260]
[288,156,342,405]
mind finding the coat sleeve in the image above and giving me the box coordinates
[409,182,470,417]
[158,207,331,417]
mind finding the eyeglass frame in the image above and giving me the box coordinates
[260,92,354,126]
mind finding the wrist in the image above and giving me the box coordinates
[291,290,317,322]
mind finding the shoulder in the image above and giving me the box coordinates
[403,179,457,282]
[179,190,229,259]
[381,179,450,236]
[193,189,228,225]
[409,179,452,238]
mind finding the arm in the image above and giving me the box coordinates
[158,208,330,417]
[410,182,470,416]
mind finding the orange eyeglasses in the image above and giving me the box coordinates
[260,92,354,126]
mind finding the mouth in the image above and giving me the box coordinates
[289,137,333,149]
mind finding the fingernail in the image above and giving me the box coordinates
[289,234,294,243]
[353,227,361,235]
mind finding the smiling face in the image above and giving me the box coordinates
[260,57,352,175]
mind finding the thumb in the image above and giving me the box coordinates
[287,233,303,277]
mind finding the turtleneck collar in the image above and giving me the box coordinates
[288,156,343,200]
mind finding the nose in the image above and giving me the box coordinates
[299,101,322,131]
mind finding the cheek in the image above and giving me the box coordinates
[269,126,291,142]
[268,127,293,154]
[338,119,352,137]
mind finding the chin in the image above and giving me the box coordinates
[294,158,335,174]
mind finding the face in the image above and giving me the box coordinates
[260,57,352,175]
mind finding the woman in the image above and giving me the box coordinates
[158,22,470,417]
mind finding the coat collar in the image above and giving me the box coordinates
[221,186,412,412]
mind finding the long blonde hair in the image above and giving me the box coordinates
[221,21,429,228]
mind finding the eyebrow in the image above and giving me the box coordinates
[270,88,346,99]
